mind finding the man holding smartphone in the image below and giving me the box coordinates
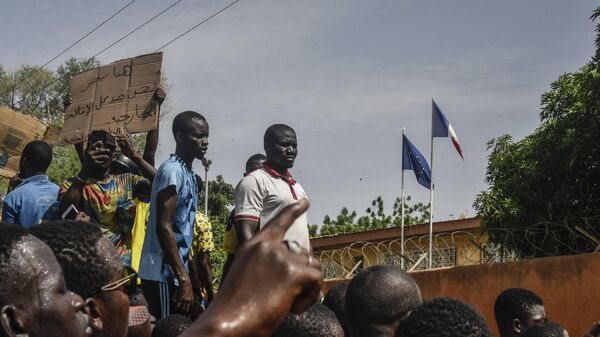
[58,129,156,267]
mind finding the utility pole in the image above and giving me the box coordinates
[201,157,212,216]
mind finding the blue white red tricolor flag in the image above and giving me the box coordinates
[402,134,432,189]
[432,99,464,160]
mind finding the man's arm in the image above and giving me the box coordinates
[195,252,214,303]
[1,199,17,224]
[57,180,86,215]
[181,199,321,337]
[142,87,164,167]
[115,135,157,180]
[74,142,85,165]
[233,175,263,245]
[143,129,158,167]
[6,174,22,194]
[189,253,214,305]
[155,186,193,314]
[234,219,259,245]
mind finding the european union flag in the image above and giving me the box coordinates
[402,134,432,189]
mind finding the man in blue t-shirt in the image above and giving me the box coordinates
[138,110,209,319]
[2,141,59,227]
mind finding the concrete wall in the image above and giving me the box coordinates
[323,253,600,337]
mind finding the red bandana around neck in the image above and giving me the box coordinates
[262,163,298,200]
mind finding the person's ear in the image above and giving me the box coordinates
[513,319,524,334]
[174,131,183,144]
[0,305,28,337]
[84,298,103,331]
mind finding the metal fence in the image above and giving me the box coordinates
[315,217,600,279]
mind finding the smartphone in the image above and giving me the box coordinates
[88,130,116,149]
[61,204,79,220]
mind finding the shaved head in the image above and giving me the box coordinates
[20,140,53,176]
[264,124,295,145]
[263,124,298,170]
[172,110,207,138]
[346,265,422,337]
[245,153,267,173]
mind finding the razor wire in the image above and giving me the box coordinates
[315,215,600,279]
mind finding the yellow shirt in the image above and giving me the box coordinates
[191,212,214,257]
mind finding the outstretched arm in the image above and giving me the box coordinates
[115,135,157,180]
[143,129,158,167]
[181,199,321,337]
[142,87,165,167]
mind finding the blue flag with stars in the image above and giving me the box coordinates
[402,134,432,189]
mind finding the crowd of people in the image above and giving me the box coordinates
[0,87,598,337]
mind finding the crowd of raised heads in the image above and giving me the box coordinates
[2,212,599,337]
[1,97,599,337]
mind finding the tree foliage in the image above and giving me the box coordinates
[474,7,600,256]
[0,57,100,202]
[0,58,100,124]
[198,175,235,283]
[314,195,430,238]
[0,58,172,200]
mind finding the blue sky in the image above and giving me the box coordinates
[2,1,598,225]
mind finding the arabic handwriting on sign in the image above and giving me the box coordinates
[81,73,108,93]
[113,64,132,78]
[64,133,85,144]
[108,94,126,104]
[135,102,157,120]
[127,84,156,99]
[111,113,133,124]
[64,103,92,120]
[95,96,110,111]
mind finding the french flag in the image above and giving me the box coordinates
[432,99,464,160]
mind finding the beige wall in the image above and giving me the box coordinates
[323,253,600,337]
[317,232,485,278]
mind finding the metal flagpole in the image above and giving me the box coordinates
[428,97,435,269]
[401,127,406,270]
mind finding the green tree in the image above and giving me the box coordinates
[0,58,100,124]
[198,175,235,283]
[0,57,171,195]
[0,58,100,202]
[314,195,430,238]
[474,7,600,256]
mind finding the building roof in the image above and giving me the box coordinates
[311,216,482,251]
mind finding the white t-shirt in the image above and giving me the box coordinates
[233,167,310,251]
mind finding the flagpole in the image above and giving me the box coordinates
[428,97,435,269]
[401,127,406,270]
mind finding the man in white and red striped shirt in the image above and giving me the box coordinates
[233,124,310,251]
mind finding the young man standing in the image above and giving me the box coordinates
[138,111,209,319]
[2,141,59,226]
[234,124,310,251]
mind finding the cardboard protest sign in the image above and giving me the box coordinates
[0,107,61,178]
[61,52,162,144]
